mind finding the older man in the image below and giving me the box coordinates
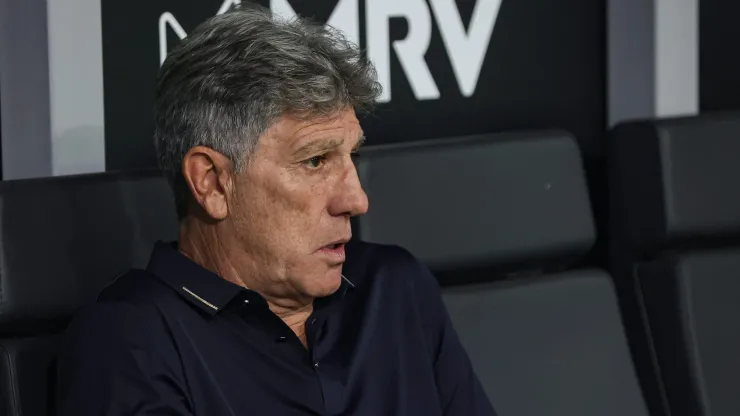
[57,4,495,415]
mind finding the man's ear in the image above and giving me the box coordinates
[181,146,234,220]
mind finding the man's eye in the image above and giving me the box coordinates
[305,156,325,169]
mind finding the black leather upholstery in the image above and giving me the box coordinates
[0,170,177,416]
[356,131,595,275]
[357,131,649,415]
[609,112,740,416]
[0,170,177,331]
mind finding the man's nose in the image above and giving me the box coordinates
[329,161,369,217]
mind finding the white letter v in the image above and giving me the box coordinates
[429,0,502,97]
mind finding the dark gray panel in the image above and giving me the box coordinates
[357,132,595,271]
[610,113,740,253]
[102,0,605,169]
[444,270,649,416]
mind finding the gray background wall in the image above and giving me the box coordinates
[0,0,104,179]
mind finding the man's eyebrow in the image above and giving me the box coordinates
[292,138,344,158]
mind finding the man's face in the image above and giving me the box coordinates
[227,108,368,301]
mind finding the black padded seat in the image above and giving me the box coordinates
[609,112,740,416]
[0,170,177,416]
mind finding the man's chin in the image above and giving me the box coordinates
[309,267,344,298]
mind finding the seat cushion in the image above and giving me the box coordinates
[0,336,59,416]
[638,248,740,416]
[443,270,649,416]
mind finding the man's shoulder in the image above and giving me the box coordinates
[60,270,181,361]
[95,268,177,306]
[345,241,447,353]
[345,239,418,271]
[345,240,437,291]
[63,269,179,340]
[57,270,185,401]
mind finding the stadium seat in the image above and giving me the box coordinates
[609,112,740,416]
[0,170,176,416]
[355,131,595,280]
[356,131,650,416]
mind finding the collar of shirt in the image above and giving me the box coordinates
[145,241,355,316]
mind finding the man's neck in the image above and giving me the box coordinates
[271,302,314,347]
[178,219,314,346]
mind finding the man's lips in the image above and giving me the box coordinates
[317,239,349,263]
[321,236,350,249]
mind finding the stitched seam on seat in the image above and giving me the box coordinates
[0,343,21,416]
[634,267,673,416]
[680,270,713,416]
[1,257,4,318]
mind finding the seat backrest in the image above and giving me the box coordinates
[444,270,649,416]
[357,131,649,415]
[356,131,595,277]
[609,112,740,416]
[0,170,178,416]
[0,170,177,330]
[610,112,740,258]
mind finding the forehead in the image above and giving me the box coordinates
[265,109,363,148]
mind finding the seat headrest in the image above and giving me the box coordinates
[355,131,595,274]
[610,112,740,255]
[0,170,177,333]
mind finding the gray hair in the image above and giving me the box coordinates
[153,3,381,218]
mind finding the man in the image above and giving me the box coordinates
[57,4,495,415]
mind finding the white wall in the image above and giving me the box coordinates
[46,0,106,176]
[0,0,105,180]
[608,0,699,126]
[655,0,698,118]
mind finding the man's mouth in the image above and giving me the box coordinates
[322,236,350,250]
[317,238,349,263]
